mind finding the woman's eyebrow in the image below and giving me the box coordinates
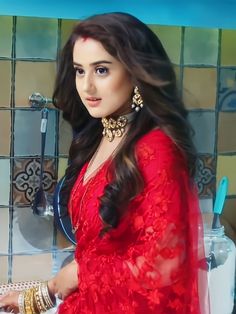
[73,60,113,67]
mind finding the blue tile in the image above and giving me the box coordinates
[16,17,58,59]
[0,159,10,205]
[188,111,216,154]
[218,68,236,111]
[14,109,56,156]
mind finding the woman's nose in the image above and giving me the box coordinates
[82,73,95,94]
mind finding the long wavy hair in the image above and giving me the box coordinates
[53,12,197,232]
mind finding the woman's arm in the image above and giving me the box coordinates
[0,259,79,312]
[47,258,79,299]
[61,137,203,313]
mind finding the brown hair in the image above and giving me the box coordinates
[53,12,196,231]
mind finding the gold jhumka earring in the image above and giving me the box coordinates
[131,86,144,112]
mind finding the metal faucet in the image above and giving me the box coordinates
[29,92,53,108]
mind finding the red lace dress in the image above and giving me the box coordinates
[58,129,208,314]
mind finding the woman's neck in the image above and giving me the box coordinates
[101,111,136,142]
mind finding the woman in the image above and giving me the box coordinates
[0,12,209,314]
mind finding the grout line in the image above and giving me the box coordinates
[0,57,57,62]
[0,248,75,257]
[8,15,17,282]
[214,28,222,191]
[179,26,185,97]
[52,18,62,253]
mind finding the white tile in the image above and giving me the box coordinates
[12,207,53,253]
[0,159,10,205]
[52,251,74,275]
[12,254,53,281]
[199,198,213,213]
[0,208,9,253]
[14,110,56,156]
[0,256,8,282]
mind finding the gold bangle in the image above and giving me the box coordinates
[18,291,25,314]
[21,282,55,313]
[35,285,48,312]
[24,289,33,314]
[30,288,37,314]
[41,282,55,309]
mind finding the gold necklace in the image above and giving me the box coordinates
[71,157,111,234]
[71,114,134,233]
[82,141,104,185]
[101,112,136,142]
[71,178,90,234]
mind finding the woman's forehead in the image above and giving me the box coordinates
[73,38,115,64]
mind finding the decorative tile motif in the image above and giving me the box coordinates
[188,111,216,154]
[184,28,218,65]
[218,68,236,111]
[195,155,216,197]
[13,158,56,205]
[16,17,58,59]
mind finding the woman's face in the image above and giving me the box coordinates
[73,37,133,118]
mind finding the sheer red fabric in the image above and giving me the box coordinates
[58,129,209,314]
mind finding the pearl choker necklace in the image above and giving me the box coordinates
[101,112,136,142]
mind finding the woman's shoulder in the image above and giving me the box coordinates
[135,128,185,169]
[136,128,177,154]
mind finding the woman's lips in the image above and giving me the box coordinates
[86,97,101,107]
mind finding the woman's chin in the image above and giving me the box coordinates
[86,108,111,119]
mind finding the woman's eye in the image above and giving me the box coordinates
[96,67,108,75]
[75,68,84,76]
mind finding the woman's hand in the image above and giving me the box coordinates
[0,290,20,313]
[47,259,79,300]
[0,259,79,312]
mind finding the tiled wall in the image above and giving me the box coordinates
[0,16,236,283]
[0,17,75,283]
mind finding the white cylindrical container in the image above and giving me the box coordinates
[204,226,236,314]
